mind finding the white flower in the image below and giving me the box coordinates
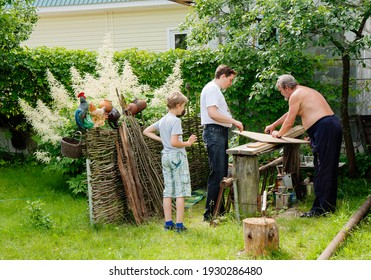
[46,70,74,111]
[150,59,183,111]
[34,150,52,164]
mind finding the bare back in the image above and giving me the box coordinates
[291,85,334,130]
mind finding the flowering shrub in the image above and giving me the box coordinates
[18,34,183,194]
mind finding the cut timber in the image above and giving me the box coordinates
[228,125,307,156]
[234,130,309,144]
[246,142,266,148]
[243,217,279,256]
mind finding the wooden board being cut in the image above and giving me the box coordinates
[234,130,309,144]
[246,142,267,148]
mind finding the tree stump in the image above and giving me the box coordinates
[243,217,279,256]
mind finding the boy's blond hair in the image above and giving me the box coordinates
[167,91,188,109]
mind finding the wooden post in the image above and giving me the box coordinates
[243,217,279,256]
[233,155,260,216]
[86,158,93,225]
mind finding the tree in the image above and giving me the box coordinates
[182,0,371,177]
[0,0,37,51]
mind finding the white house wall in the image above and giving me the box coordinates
[356,18,371,115]
[23,4,190,51]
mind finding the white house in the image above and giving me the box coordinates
[24,0,193,51]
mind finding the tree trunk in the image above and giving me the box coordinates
[341,54,357,177]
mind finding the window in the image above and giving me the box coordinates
[168,29,188,50]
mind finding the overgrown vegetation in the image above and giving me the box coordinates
[0,164,370,260]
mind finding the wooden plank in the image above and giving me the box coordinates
[233,130,309,144]
[227,125,307,156]
[246,142,266,148]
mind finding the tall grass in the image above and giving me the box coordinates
[0,165,370,260]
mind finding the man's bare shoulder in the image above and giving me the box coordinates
[292,86,321,100]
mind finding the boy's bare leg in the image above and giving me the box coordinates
[175,197,185,223]
[163,197,173,222]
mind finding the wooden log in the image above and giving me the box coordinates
[259,156,283,173]
[317,195,371,260]
[243,217,279,256]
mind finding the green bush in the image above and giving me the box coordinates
[0,46,320,135]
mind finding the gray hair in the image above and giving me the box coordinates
[276,74,298,89]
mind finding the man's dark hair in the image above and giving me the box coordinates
[215,65,237,79]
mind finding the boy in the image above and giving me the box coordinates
[143,91,197,232]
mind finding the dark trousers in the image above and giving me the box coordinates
[202,124,229,220]
[307,115,342,214]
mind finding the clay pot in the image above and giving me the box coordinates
[108,107,120,129]
[125,103,138,115]
[99,99,113,113]
[132,99,147,114]
[108,107,120,122]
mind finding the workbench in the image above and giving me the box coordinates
[226,125,307,217]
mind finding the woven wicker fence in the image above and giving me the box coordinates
[85,128,128,224]
[84,113,209,225]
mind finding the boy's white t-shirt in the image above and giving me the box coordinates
[200,80,232,128]
[153,112,186,155]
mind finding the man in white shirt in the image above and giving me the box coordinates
[200,65,243,221]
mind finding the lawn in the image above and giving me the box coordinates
[0,164,370,260]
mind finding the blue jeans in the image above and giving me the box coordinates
[202,124,229,220]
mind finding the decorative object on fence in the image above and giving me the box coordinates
[74,92,94,131]
[60,131,83,159]
[85,128,127,224]
[107,107,121,129]
[89,102,106,127]
[125,102,138,116]
[99,99,113,113]
[132,98,147,114]
[115,89,147,117]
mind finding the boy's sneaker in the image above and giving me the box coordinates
[164,224,174,231]
[164,221,174,231]
[175,226,187,233]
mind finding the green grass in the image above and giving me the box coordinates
[0,165,370,260]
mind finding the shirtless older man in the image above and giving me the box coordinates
[265,74,342,217]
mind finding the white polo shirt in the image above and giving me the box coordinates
[200,80,232,128]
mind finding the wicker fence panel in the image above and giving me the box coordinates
[84,113,209,225]
[85,128,128,224]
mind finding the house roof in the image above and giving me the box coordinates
[32,0,192,7]
[33,0,181,14]
[168,0,194,6]
[32,0,142,7]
